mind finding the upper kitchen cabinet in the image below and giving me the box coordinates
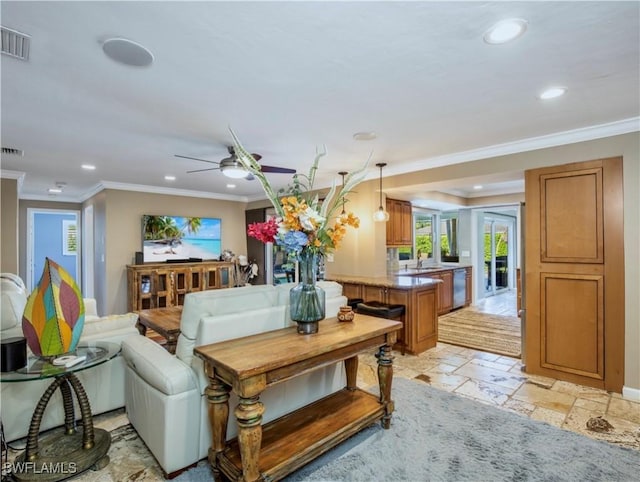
[386,198,412,246]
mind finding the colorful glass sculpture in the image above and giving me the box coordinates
[22,258,85,357]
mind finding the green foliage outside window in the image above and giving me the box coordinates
[484,232,508,260]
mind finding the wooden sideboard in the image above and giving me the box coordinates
[194,316,401,482]
[127,261,233,311]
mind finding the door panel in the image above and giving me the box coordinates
[525,158,624,392]
[541,274,604,379]
[540,169,603,262]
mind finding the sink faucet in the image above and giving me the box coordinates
[416,249,424,268]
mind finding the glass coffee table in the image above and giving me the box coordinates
[1,341,121,482]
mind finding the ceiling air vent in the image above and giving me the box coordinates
[1,147,24,156]
[1,26,30,60]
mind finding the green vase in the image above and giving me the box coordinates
[290,250,325,334]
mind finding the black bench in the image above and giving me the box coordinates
[356,301,406,355]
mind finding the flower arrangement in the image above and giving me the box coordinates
[230,129,370,259]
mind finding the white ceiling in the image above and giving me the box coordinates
[1,1,638,205]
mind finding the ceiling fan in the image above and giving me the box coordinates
[176,146,296,180]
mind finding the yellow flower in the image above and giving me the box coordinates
[230,128,370,257]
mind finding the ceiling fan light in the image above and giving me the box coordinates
[221,165,249,179]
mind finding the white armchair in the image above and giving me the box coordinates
[122,281,348,478]
[0,273,139,442]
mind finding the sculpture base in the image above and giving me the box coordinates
[13,428,111,482]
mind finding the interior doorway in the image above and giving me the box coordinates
[482,213,516,297]
[26,208,81,290]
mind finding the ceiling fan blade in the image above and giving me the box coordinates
[259,165,296,174]
[186,167,220,174]
[175,154,219,165]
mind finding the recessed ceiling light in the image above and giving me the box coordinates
[538,87,567,100]
[226,183,236,189]
[353,132,377,141]
[81,164,96,170]
[48,188,63,193]
[164,175,176,181]
[483,19,528,44]
[473,185,483,190]
[102,37,154,67]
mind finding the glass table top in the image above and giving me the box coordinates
[0,341,121,382]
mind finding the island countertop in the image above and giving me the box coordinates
[327,274,442,290]
[392,264,473,277]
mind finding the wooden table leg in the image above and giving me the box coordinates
[135,318,147,336]
[165,334,178,354]
[234,395,265,482]
[344,355,359,390]
[204,365,230,479]
[376,343,394,429]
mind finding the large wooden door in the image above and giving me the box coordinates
[524,158,624,392]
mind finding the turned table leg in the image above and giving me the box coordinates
[344,355,359,390]
[235,395,265,482]
[376,343,395,429]
[204,366,230,479]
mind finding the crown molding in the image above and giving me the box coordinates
[0,169,26,193]
[384,117,640,177]
[89,181,250,203]
[19,181,251,203]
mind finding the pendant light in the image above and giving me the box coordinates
[338,171,348,215]
[373,162,390,222]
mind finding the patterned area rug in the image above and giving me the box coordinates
[438,310,521,357]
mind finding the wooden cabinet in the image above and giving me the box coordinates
[340,282,363,301]
[332,278,438,355]
[415,266,472,314]
[386,198,412,246]
[425,271,453,315]
[410,287,438,353]
[127,262,233,311]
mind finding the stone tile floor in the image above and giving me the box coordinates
[357,342,640,450]
[4,289,638,481]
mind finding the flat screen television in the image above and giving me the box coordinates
[142,215,221,263]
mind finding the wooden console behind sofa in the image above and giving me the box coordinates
[195,315,401,482]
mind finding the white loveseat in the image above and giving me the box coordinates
[0,273,139,442]
[122,281,348,477]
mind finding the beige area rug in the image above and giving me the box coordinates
[438,310,521,357]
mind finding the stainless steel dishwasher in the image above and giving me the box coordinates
[453,268,466,309]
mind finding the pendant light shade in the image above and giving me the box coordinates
[373,162,390,222]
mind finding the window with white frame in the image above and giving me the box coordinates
[62,220,77,255]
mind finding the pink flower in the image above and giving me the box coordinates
[247,218,279,244]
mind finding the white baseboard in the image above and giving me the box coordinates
[622,385,640,401]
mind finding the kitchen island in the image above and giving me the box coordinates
[392,265,473,315]
[327,275,441,354]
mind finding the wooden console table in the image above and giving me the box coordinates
[194,315,401,482]
[136,306,183,353]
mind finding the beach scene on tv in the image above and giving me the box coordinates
[142,215,222,262]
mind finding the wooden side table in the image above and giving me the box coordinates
[195,315,401,482]
[135,306,183,354]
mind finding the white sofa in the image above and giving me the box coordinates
[0,273,139,442]
[122,281,348,477]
